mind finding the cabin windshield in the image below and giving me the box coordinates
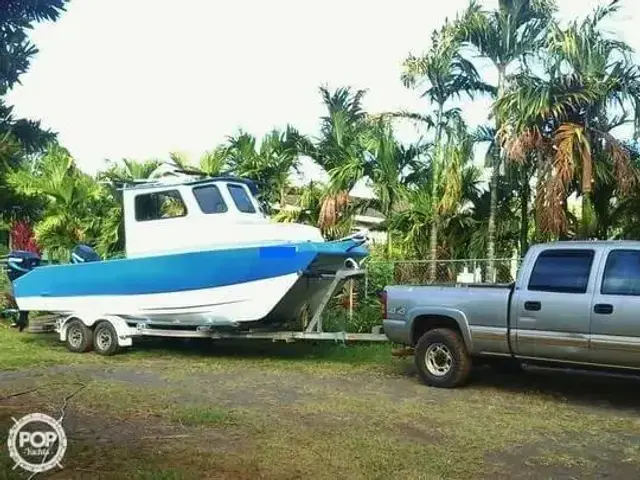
[227,183,256,213]
[193,184,228,214]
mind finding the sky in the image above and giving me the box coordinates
[6,0,640,194]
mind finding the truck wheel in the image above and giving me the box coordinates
[65,319,94,353]
[414,328,472,388]
[93,321,120,356]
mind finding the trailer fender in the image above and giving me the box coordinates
[59,314,133,347]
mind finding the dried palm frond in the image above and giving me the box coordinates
[318,190,350,229]
[536,168,568,236]
[553,123,582,187]
[502,127,546,164]
[600,131,640,195]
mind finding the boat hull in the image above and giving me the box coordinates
[12,239,368,324]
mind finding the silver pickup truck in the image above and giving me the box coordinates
[382,241,640,388]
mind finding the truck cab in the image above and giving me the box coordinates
[121,176,324,258]
[510,241,640,369]
[382,240,640,388]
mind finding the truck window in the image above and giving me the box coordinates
[135,190,187,221]
[227,183,256,213]
[527,249,594,294]
[601,250,640,296]
[193,185,228,214]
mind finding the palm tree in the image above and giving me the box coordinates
[167,146,230,177]
[495,0,640,239]
[273,181,324,225]
[401,21,490,279]
[361,118,428,258]
[389,123,482,279]
[100,158,163,183]
[308,86,370,232]
[8,144,120,261]
[453,0,555,279]
[225,126,307,211]
[0,101,56,232]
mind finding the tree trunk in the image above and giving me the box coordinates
[487,161,499,280]
[385,200,393,260]
[580,193,594,240]
[559,196,570,240]
[519,168,529,257]
[428,222,438,283]
[280,186,286,210]
[428,105,444,282]
[534,150,544,243]
[486,66,506,283]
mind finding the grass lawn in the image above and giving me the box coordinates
[1,321,640,479]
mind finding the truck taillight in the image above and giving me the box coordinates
[378,290,387,317]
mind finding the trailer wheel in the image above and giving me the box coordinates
[65,319,94,353]
[414,328,471,388]
[93,321,120,356]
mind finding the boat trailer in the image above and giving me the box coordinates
[21,267,388,355]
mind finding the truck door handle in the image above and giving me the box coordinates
[524,301,541,311]
[594,303,614,315]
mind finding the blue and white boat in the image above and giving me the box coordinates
[7,175,369,329]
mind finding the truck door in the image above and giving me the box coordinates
[590,248,640,367]
[512,248,597,362]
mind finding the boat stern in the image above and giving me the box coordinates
[260,235,369,326]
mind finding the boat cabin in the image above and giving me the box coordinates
[121,176,323,258]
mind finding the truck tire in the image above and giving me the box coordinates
[414,328,472,388]
[93,321,120,356]
[65,319,94,353]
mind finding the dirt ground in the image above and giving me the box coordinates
[1,332,640,479]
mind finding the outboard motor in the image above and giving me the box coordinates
[5,250,41,332]
[6,250,41,282]
[70,244,101,264]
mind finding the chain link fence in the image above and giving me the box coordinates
[361,258,522,300]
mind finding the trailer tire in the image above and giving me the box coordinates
[93,321,120,356]
[65,319,94,353]
[414,328,471,388]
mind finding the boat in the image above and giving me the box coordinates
[6,175,369,330]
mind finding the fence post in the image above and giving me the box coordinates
[349,279,354,323]
[364,269,368,299]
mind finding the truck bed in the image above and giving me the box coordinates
[383,283,514,352]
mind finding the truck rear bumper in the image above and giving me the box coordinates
[382,319,411,345]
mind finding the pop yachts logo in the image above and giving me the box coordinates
[7,413,67,473]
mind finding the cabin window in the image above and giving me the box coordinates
[193,184,228,214]
[527,249,594,294]
[601,250,640,296]
[227,183,256,213]
[135,190,187,221]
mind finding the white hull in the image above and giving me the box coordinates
[16,272,301,324]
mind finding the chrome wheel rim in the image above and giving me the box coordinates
[68,326,83,348]
[96,328,112,351]
[425,343,453,377]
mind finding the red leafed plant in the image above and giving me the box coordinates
[10,220,41,255]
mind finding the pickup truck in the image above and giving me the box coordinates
[381,241,640,388]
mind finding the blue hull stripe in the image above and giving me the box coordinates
[13,240,368,298]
